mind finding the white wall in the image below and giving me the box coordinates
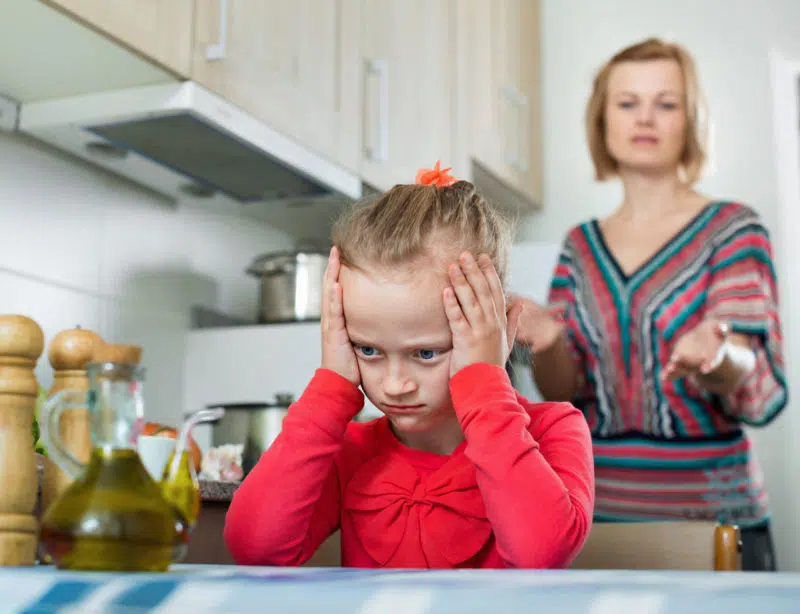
[0,131,292,428]
[520,0,800,570]
[521,0,800,239]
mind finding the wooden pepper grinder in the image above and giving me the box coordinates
[0,315,45,566]
[40,327,104,514]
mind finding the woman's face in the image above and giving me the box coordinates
[604,59,688,176]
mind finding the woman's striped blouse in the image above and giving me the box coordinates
[547,201,787,527]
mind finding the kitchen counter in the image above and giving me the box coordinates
[186,482,239,565]
[187,482,341,567]
[199,479,239,502]
[3,565,800,612]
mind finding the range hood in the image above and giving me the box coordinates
[16,81,363,208]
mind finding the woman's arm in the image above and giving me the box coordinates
[703,211,786,425]
[666,208,787,425]
[531,327,579,402]
[514,297,578,401]
[515,240,586,403]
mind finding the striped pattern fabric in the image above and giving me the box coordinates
[548,202,787,527]
[5,565,800,613]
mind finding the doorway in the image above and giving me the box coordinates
[768,49,800,572]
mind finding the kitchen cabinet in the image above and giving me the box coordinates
[360,0,456,191]
[191,0,363,174]
[456,0,542,209]
[40,0,194,76]
[31,0,542,213]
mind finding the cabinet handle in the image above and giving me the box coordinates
[365,59,389,163]
[502,86,528,173]
[206,0,229,61]
[515,91,529,173]
[501,85,519,168]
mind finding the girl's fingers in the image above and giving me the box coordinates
[322,246,339,324]
[477,254,505,320]
[443,287,470,336]
[505,299,524,358]
[458,252,494,320]
[329,282,347,333]
[448,261,482,326]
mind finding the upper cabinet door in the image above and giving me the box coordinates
[457,0,542,209]
[360,0,456,191]
[41,0,194,76]
[509,0,542,207]
[191,0,362,174]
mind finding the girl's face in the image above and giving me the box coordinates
[339,262,461,450]
[604,58,688,176]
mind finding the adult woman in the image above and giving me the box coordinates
[515,38,787,571]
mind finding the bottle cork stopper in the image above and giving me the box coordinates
[92,343,142,365]
[0,315,45,364]
[48,326,105,371]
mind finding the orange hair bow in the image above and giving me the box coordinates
[415,160,458,187]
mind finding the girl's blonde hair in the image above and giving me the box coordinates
[585,37,709,184]
[332,181,514,285]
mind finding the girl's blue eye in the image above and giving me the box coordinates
[356,345,378,357]
[417,349,440,360]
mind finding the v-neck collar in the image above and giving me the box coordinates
[590,201,721,284]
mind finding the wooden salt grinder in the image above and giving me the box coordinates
[0,315,44,566]
[41,327,104,513]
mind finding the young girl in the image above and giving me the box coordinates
[224,162,595,569]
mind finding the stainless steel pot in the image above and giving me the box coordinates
[205,393,294,475]
[246,249,328,323]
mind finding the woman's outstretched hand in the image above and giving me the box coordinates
[662,319,730,382]
[512,295,566,355]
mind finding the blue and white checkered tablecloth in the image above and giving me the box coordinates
[2,564,800,613]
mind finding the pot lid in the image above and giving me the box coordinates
[204,392,295,411]
[245,249,328,277]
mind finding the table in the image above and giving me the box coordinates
[3,565,800,613]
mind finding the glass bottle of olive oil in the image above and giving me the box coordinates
[38,347,190,572]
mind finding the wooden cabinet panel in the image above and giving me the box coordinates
[191,0,362,173]
[456,0,542,209]
[360,0,456,191]
[42,0,194,76]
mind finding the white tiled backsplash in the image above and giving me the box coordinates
[0,131,293,427]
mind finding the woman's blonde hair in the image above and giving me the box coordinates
[332,181,514,286]
[585,37,709,184]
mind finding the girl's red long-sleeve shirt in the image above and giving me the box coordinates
[224,363,595,569]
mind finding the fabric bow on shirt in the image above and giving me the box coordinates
[342,453,492,567]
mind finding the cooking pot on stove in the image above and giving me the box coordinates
[246,246,328,323]
[205,393,294,475]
